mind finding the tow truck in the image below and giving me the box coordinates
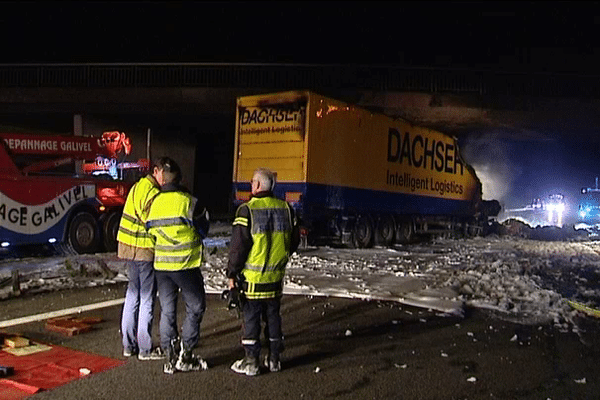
[0,131,148,254]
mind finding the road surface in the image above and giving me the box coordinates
[0,283,598,400]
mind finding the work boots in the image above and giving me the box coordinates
[163,337,181,375]
[264,353,281,372]
[265,338,284,372]
[176,344,208,372]
[138,347,165,361]
[230,355,260,376]
[164,338,208,373]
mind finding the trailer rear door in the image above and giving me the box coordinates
[234,97,307,184]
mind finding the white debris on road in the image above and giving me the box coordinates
[2,235,600,334]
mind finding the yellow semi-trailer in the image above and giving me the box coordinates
[232,91,498,247]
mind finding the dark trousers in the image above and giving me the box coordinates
[155,268,206,351]
[241,298,284,359]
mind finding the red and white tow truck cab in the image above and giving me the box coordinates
[0,132,148,254]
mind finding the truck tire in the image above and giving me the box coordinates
[375,215,396,246]
[468,223,481,237]
[395,219,414,244]
[53,242,77,256]
[353,214,374,248]
[102,211,122,253]
[68,212,101,254]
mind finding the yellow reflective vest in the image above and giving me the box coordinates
[146,189,204,271]
[117,175,160,252]
[236,196,294,299]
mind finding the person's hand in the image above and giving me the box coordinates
[228,278,236,290]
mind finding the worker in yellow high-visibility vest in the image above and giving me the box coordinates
[118,157,175,361]
[145,159,210,375]
[227,168,300,376]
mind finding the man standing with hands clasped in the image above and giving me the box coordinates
[227,168,300,376]
[118,158,169,361]
[145,158,210,374]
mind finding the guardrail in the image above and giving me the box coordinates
[0,63,597,98]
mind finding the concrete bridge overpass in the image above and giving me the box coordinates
[1,63,599,214]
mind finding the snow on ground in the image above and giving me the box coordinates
[2,225,600,336]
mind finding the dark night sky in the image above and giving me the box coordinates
[0,1,598,73]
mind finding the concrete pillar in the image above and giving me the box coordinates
[73,114,83,175]
[73,114,83,136]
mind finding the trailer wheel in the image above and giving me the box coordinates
[395,220,414,244]
[353,214,374,248]
[68,212,101,254]
[102,211,122,253]
[468,224,481,237]
[375,215,395,246]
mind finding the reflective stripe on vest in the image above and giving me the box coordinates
[116,176,159,249]
[146,191,203,271]
[241,196,292,299]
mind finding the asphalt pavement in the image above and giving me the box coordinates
[1,282,600,400]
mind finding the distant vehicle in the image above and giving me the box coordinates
[231,91,500,247]
[503,194,566,228]
[546,194,566,227]
[576,178,600,235]
[0,132,148,254]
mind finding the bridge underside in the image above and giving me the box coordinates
[0,73,598,216]
[1,86,598,142]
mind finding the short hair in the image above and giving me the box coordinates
[155,156,181,184]
[253,168,276,191]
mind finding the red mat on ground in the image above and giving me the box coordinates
[0,345,124,399]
